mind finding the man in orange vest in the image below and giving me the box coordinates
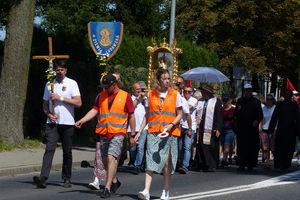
[75,73,135,198]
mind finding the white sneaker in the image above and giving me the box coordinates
[160,190,169,200]
[88,177,99,190]
[138,189,150,200]
[297,158,300,166]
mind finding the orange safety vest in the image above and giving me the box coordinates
[148,88,180,137]
[95,90,129,135]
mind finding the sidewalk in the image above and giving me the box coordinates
[0,146,96,177]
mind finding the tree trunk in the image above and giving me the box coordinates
[0,0,36,144]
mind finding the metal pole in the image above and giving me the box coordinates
[169,0,176,45]
[168,0,176,78]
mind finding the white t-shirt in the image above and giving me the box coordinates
[127,95,148,132]
[180,96,190,127]
[181,96,198,130]
[262,105,276,130]
[43,77,81,125]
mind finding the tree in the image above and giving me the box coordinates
[23,0,221,141]
[110,0,166,37]
[0,0,36,144]
[36,0,112,60]
[177,0,300,92]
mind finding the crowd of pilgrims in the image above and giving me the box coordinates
[77,71,300,200]
[114,80,300,175]
[31,62,299,199]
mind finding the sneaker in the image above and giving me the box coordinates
[237,166,245,172]
[33,176,47,188]
[132,167,141,175]
[160,190,169,200]
[110,179,121,194]
[100,188,111,198]
[88,178,100,190]
[247,167,253,172]
[297,158,300,166]
[138,189,150,200]
[222,160,229,166]
[177,167,188,174]
[63,179,72,188]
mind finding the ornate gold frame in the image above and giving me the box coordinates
[146,38,182,90]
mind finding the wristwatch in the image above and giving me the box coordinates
[60,96,64,101]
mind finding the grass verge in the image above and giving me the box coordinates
[0,137,45,152]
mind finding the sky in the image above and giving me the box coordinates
[0,27,5,41]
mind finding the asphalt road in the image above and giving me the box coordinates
[1,164,300,200]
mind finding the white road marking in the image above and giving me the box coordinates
[169,170,300,200]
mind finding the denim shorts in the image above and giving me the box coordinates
[100,135,125,158]
[221,129,235,145]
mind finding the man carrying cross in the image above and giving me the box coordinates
[33,60,82,188]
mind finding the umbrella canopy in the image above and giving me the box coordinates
[181,66,230,82]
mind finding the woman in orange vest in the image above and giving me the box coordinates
[135,68,183,200]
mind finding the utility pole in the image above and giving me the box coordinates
[168,0,176,77]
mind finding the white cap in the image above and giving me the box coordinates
[138,81,147,89]
[244,83,252,89]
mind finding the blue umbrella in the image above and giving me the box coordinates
[181,66,230,82]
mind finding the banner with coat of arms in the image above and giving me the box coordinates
[88,22,123,60]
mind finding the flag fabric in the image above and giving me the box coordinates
[286,78,296,91]
[186,80,192,87]
[185,66,192,87]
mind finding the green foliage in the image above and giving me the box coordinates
[220,47,267,74]
[35,0,113,60]
[177,0,300,79]
[177,39,219,73]
[0,1,11,26]
[110,0,167,37]
[0,138,14,151]
[0,137,44,152]
[101,36,219,89]
[1,0,222,141]
[107,65,149,90]
[110,35,151,67]
[36,0,112,35]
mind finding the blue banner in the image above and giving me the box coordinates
[88,22,123,60]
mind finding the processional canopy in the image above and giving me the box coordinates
[146,38,182,90]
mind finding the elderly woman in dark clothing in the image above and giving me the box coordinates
[268,89,300,170]
[234,84,263,171]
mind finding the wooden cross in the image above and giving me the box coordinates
[32,37,70,71]
[32,37,70,115]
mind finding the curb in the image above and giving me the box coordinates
[0,160,94,177]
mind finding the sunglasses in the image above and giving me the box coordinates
[266,98,273,100]
[184,90,193,94]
